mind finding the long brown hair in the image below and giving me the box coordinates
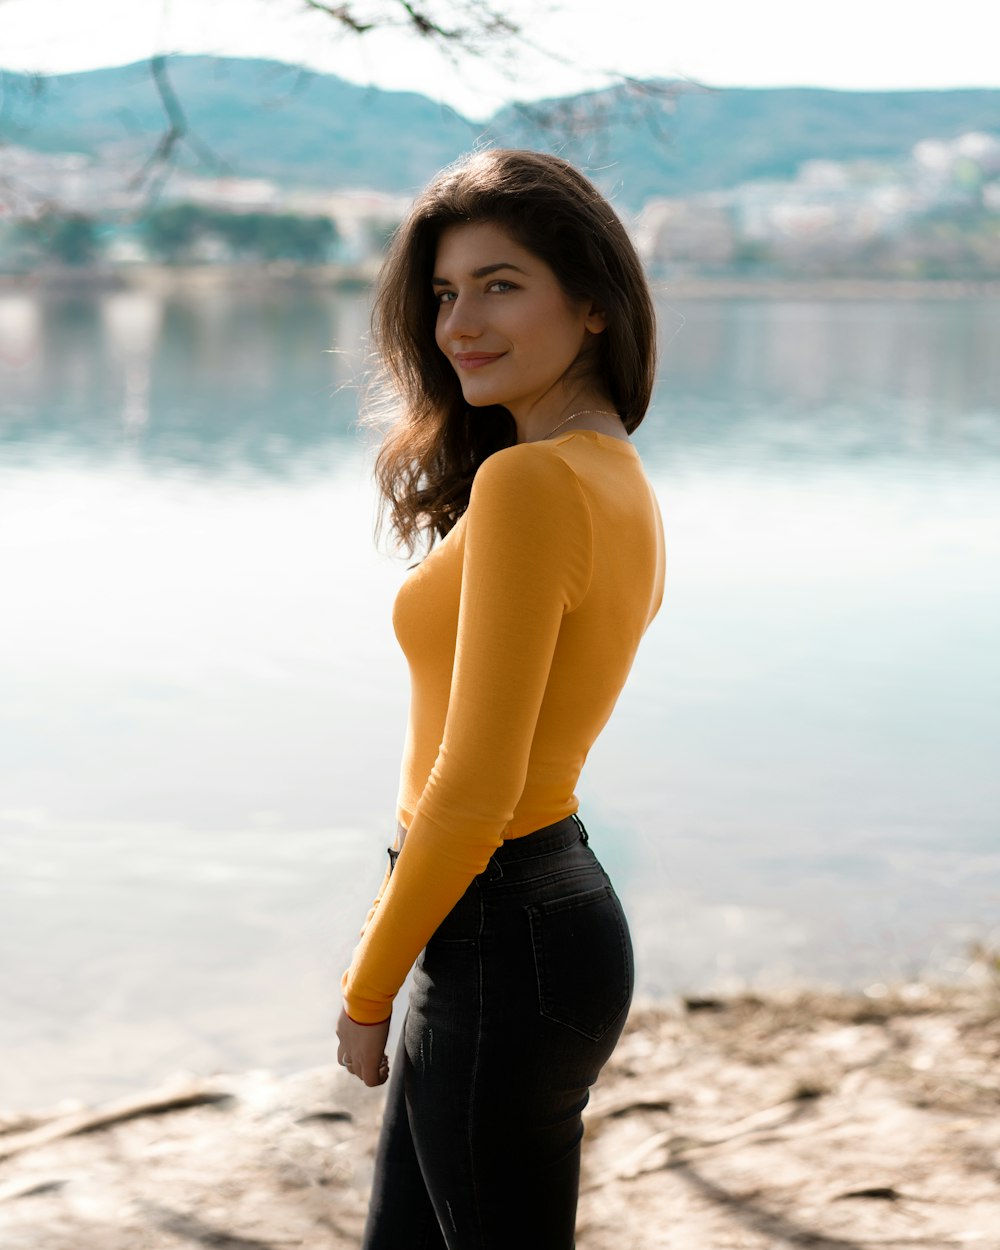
[362,148,657,557]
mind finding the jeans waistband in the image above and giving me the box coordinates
[493,811,589,861]
[386,811,589,876]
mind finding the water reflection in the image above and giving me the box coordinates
[656,297,1000,411]
[650,298,1000,476]
[100,291,161,441]
[3,289,999,473]
[0,287,373,471]
[1,285,998,1110]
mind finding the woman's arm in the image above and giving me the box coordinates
[341,445,593,1023]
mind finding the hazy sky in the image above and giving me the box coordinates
[0,0,994,120]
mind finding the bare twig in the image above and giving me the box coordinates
[301,0,374,34]
[0,0,687,220]
[126,53,235,202]
[0,1077,234,1162]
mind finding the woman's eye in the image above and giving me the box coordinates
[435,281,515,304]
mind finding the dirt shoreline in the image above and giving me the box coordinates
[2,974,997,1248]
[2,264,1000,300]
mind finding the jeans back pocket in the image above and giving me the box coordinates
[527,883,633,1041]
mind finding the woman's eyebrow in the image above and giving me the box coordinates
[431,262,529,286]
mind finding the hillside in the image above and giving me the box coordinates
[1,57,998,209]
[0,57,478,197]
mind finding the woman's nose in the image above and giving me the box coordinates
[443,292,482,339]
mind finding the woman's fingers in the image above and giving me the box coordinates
[348,1048,388,1086]
[336,1007,392,1085]
[361,1055,388,1087]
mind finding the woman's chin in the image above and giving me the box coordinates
[460,387,507,410]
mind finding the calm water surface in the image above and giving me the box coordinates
[1,285,998,1109]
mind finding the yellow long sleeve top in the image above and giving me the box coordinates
[340,428,666,1023]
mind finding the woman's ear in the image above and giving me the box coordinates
[584,302,608,335]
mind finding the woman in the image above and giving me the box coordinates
[337,148,666,1248]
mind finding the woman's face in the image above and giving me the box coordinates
[432,221,606,421]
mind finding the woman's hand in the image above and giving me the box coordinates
[336,1008,391,1087]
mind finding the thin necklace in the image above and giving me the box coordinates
[540,409,621,441]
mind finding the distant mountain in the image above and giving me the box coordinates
[1,56,998,209]
[0,57,480,196]
[495,84,1000,206]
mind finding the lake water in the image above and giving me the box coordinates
[1,283,998,1111]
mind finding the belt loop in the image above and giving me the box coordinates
[570,812,589,844]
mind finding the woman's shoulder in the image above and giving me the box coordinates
[465,442,593,587]
[470,439,588,511]
[474,438,582,485]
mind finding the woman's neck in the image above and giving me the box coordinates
[513,396,623,445]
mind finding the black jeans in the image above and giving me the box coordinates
[362,811,634,1249]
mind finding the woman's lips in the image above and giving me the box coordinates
[454,352,505,370]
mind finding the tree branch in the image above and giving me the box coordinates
[0,0,688,222]
[127,53,235,201]
[301,0,375,34]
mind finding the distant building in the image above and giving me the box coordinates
[635,197,736,272]
[0,145,142,218]
[162,175,284,212]
[309,190,412,264]
[3,126,996,279]
[910,130,1000,207]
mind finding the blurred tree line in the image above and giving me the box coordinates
[9,204,339,268]
[12,213,101,267]
[6,196,998,280]
[141,205,338,263]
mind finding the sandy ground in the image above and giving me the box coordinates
[1,974,998,1249]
